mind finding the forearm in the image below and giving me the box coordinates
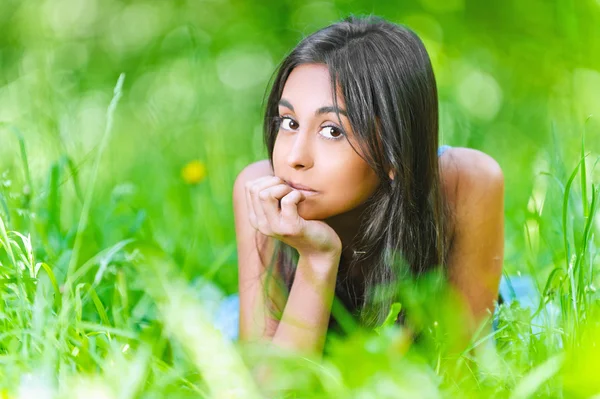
[270,251,340,357]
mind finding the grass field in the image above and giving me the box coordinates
[1,0,600,397]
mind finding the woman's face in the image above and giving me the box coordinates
[272,63,381,221]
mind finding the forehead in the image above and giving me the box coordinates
[280,63,345,107]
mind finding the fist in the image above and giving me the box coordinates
[245,176,342,258]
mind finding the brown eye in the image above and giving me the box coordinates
[280,117,299,131]
[319,125,345,141]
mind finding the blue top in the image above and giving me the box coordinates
[437,144,451,157]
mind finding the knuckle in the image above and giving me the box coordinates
[251,187,262,197]
[257,219,270,232]
[258,190,270,201]
[249,217,258,229]
[246,180,260,192]
[280,194,296,205]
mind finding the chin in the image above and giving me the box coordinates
[296,203,316,220]
[297,202,337,221]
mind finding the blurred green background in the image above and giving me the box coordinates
[1,1,600,397]
[1,0,599,294]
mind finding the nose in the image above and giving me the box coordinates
[286,129,314,170]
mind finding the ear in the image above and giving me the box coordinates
[388,169,394,181]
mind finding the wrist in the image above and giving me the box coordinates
[297,249,341,280]
[297,248,341,264]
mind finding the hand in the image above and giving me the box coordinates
[245,176,342,260]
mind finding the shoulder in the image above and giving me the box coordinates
[439,147,504,212]
[438,148,505,330]
[232,160,274,202]
[233,159,273,188]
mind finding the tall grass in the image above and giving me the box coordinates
[0,1,599,397]
[1,110,599,397]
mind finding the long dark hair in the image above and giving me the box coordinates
[258,14,453,329]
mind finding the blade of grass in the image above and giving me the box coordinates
[580,132,588,217]
[38,262,61,310]
[136,244,262,399]
[0,191,9,224]
[0,215,17,266]
[56,73,126,352]
[77,322,138,340]
[61,72,125,302]
[509,353,564,399]
[86,284,112,329]
[563,158,583,325]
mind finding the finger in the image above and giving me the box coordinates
[259,184,294,226]
[244,181,257,229]
[250,176,284,231]
[280,190,306,221]
[245,176,279,229]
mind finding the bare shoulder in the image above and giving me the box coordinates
[444,146,502,177]
[233,159,274,206]
[234,159,273,187]
[437,148,505,329]
[439,147,504,216]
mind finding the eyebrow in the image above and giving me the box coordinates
[278,99,348,117]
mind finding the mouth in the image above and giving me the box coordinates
[284,180,318,193]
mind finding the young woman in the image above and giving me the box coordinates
[232,15,504,358]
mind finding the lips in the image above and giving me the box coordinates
[285,180,317,192]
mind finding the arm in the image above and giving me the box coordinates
[442,148,505,344]
[233,161,340,357]
[234,162,282,343]
[271,251,339,356]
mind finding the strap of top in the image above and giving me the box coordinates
[438,145,451,157]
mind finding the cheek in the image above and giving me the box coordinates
[331,154,379,197]
[300,159,379,220]
[332,169,379,207]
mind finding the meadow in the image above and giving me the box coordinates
[0,0,599,397]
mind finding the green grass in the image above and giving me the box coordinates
[0,81,599,398]
[1,0,599,397]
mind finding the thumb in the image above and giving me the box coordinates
[280,190,306,220]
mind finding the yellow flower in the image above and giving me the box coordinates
[181,160,206,184]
